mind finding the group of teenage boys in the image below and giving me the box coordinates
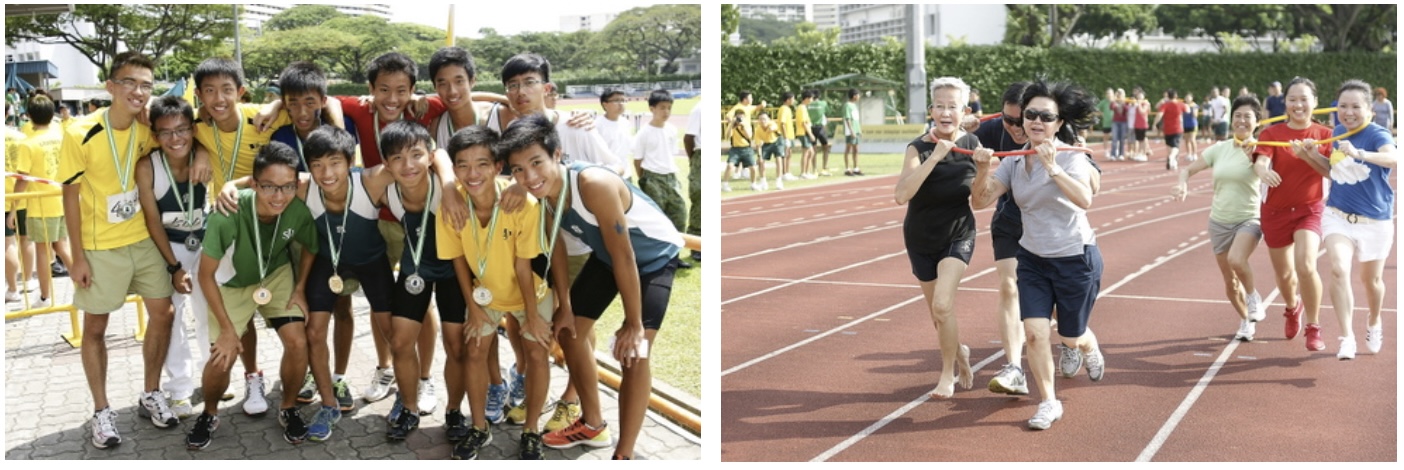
[723,88,866,191]
[40,43,696,461]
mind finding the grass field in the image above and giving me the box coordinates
[719,151,906,199]
[585,149,701,399]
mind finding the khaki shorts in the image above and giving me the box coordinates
[211,263,303,339]
[474,290,554,342]
[26,215,66,243]
[74,238,174,313]
[378,220,405,269]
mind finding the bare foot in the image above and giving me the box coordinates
[957,344,973,390]
[930,375,956,399]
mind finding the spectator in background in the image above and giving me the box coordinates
[595,89,636,183]
[1372,87,1394,131]
[1265,81,1286,119]
[968,88,982,116]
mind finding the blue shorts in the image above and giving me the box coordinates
[1017,245,1102,338]
[307,254,394,313]
[907,238,974,282]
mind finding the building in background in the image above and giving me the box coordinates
[837,4,1005,47]
[559,11,622,33]
[810,4,839,31]
[738,4,807,23]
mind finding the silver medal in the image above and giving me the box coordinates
[328,274,344,294]
[185,236,201,252]
[405,274,425,295]
[472,286,493,306]
[253,287,272,306]
[117,203,136,220]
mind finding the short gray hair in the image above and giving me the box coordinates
[929,76,971,108]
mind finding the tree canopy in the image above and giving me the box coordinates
[5,4,235,79]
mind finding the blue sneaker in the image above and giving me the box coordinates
[308,405,341,442]
[485,383,508,424]
[509,364,527,408]
[387,393,405,425]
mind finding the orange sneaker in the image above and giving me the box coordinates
[542,418,613,449]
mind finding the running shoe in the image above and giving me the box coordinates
[1304,323,1325,351]
[1236,319,1256,342]
[243,371,269,416]
[988,363,1029,395]
[138,390,179,428]
[543,418,612,449]
[1058,344,1083,378]
[386,411,420,441]
[1084,348,1106,381]
[170,397,196,419]
[364,367,395,403]
[278,407,309,444]
[333,377,354,411]
[509,364,527,407]
[307,405,341,442]
[1027,400,1063,430]
[445,409,469,442]
[185,412,219,450]
[418,378,438,416]
[90,407,122,449]
[520,431,545,460]
[506,403,528,425]
[1284,299,1303,339]
[297,372,317,403]
[452,426,492,460]
[1365,326,1383,354]
[486,382,508,424]
[545,400,581,432]
[387,393,405,425]
[1246,291,1265,322]
[4,291,20,303]
[852,168,864,176]
[1337,337,1357,360]
[721,182,732,192]
[774,177,784,190]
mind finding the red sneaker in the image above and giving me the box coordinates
[1304,323,1325,351]
[1283,300,1303,339]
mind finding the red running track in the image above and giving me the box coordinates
[720,144,1397,462]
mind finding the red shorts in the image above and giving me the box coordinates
[1260,201,1323,249]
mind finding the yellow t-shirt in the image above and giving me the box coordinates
[20,121,36,138]
[15,125,64,217]
[726,103,757,148]
[436,180,544,312]
[795,103,811,136]
[777,105,795,140]
[194,103,291,193]
[58,109,159,250]
[5,127,27,211]
[754,120,778,144]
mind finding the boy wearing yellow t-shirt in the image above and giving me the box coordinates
[13,94,73,307]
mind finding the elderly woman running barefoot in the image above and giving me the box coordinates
[971,80,1104,430]
[894,77,978,399]
[1173,95,1268,341]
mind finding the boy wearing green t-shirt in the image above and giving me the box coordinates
[842,88,863,176]
[185,142,320,449]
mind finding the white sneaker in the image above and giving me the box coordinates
[749,182,762,192]
[760,179,769,191]
[988,363,1029,395]
[139,390,179,428]
[90,407,122,449]
[739,168,750,179]
[1084,348,1105,381]
[803,173,817,180]
[418,378,438,415]
[1337,337,1357,360]
[1235,319,1256,342]
[32,297,50,308]
[1365,326,1383,354]
[170,397,196,419]
[774,178,784,190]
[1188,153,1199,162]
[1028,400,1063,430]
[4,291,19,302]
[364,367,395,403]
[783,174,798,181]
[722,182,732,192]
[1057,344,1082,378]
[243,371,268,416]
[1246,291,1265,322]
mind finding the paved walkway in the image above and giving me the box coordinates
[5,276,701,460]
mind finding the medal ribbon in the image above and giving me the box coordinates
[102,109,138,192]
[320,173,353,272]
[467,181,501,278]
[159,151,197,227]
[538,166,569,286]
[213,114,244,183]
[399,174,437,276]
[251,191,284,286]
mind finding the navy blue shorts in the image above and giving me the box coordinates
[571,254,676,331]
[391,272,467,324]
[307,254,394,313]
[1016,245,1103,338]
[906,238,974,282]
[991,224,1022,261]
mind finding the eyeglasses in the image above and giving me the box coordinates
[1023,109,1059,123]
[155,126,192,140]
[1002,113,1023,127]
[505,78,543,92]
[112,78,155,94]
[256,183,298,195]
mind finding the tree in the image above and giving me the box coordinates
[590,5,701,74]
[721,4,741,42]
[319,15,415,83]
[241,26,358,83]
[1288,4,1396,52]
[772,22,840,48]
[1155,5,1293,52]
[263,5,344,32]
[1005,4,1156,47]
[738,13,797,44]
[5,4,235,78]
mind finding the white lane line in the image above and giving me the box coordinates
[809,237,1210,462]
[721,252,908,306]
[721,266,995,377]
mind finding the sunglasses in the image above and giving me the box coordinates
[1023,109,1060,123]
[1002,114,1022,127]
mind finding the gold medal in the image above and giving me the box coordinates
[253,286,272,306]
[328,274,344,294]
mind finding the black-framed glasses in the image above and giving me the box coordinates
[1002,113,1023,127]
[256,183,298,195]
[112,78,155,94]
[1023,109,1059,123]
[155,126,192,140]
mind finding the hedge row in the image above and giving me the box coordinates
[324,74,702,98]
[723,44,1396,117]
